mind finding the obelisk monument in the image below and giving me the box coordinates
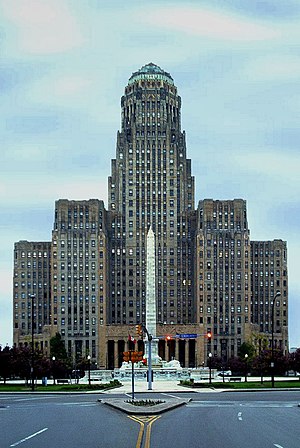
[144,227,159,361]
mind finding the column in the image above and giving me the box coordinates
[185,340,189,368]
[114,340,119,369]
[165,340,169,362]
[175,339,179,361]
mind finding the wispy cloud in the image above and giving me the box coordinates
[0,0,299,348]
[234,150,300,185]
[0,175,108,206]
[242,54,300,81]
[1,0,84,54]
[140,6,280,41]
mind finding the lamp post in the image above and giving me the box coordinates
[30,294,36,392]
[271,290,281,388]
[52,356,56,385]
[87,355,91,386]
[244,354,248,382]
[208,353,212,385]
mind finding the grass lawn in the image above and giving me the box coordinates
[0,379,121,392]
[181,379,300,389]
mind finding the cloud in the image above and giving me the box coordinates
[224,0,300,21]
[0,175,108,207]
[1,0,84,54]
[234,150,300,184]
[5,112,60,135]
[243,54,300,81]
[140,6,280,41]
[22,74,97,109]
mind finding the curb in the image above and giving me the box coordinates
[99,398,190,415]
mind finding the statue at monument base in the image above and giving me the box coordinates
[119,356,182,371]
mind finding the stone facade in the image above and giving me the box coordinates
[251,240,288,354]
[196,199,253,360]
[13,240,52,353]
[108,63,196,327]
[51,199,107,365]
[13,63,289,368]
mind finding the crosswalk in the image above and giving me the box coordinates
[186,400,296,408]
[0,401,97,410]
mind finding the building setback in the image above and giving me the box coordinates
[13,241,52,353]
[196,199,252,361]
[251,240,288,353]
[51,199,108,368]
[13,63,289,368]
[108,62,196,328]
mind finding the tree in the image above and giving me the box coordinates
[251,333,269,356]
[50,333,71,379]
[251,349,289,376]
[0,345,12,383]
[10,346,32,382]
[208,355,223,371]
[50,333,68,361]
[228,356,245,375]
[34,350,51,379]
[289,348,300,374]
[238,342,255,360]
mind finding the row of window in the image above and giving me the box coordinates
[19,251,49,258]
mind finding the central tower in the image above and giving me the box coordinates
[108,63,196,327]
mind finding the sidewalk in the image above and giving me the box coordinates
[102,380,213,395]
[100,376,300,395]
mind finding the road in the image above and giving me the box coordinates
[1,391,299,448]
[153,390,300,448]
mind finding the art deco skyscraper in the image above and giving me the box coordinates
[108,63,196,327]
[13,63,289,369]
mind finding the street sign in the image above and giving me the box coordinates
[177,333,197,339]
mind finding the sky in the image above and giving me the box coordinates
[1,0,299,349]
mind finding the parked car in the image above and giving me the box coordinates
[286,370,300,376]
[217,370,232,377]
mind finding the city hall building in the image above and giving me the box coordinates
[13,64,289,369]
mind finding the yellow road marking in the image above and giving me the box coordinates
[145,416,160,448]
[128,415,161,448]
[128,416,145,448]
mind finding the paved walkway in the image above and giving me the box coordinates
[102,380,214,395]
[101,376,300,395]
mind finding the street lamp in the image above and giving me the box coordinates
[52,356,56,385]
[208,353,212,385]
[30,294,36,392]
[271,290,281,388]
[87,355,91,386]
[244,354,248,382]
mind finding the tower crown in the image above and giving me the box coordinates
[128,62,174,86]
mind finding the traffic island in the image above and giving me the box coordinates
[99,397,190,414]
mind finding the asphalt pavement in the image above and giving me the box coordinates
[99,377,300,414]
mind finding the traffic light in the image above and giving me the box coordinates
[136,351,143,361]
[130,351,143,363]
[123,351,130,362]
[206,331,212,340]
[123,350,143,363]
[135,324,143,338]
[165,335,172,346]
[130,354,137,363]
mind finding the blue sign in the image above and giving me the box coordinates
[177,333,197,339]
